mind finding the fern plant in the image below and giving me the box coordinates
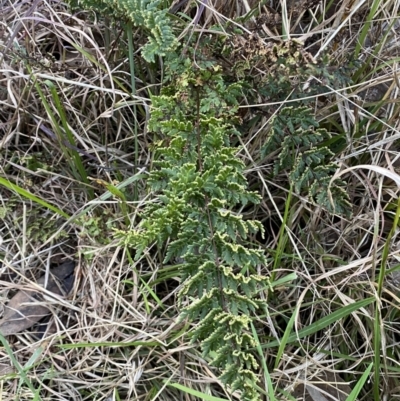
[67,0,177,62]
[116,51,271,400]
[261,106,351,215]
[215,34,353,215]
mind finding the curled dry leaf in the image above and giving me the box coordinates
[0,261,75,336]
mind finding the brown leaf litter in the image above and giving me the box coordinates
[0,260,75,337]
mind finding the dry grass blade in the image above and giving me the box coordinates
[291,371,352,401]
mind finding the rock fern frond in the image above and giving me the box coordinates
[261,106,352,215]
[67,0,177,62]
[216,34,354,215]
[116,51,270,400]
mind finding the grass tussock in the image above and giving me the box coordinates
[1,0,400,400]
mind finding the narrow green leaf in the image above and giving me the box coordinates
[0,333,38,396]
[0,177,70,219]
[251,322,276,401]
[166,381,231,401]
[263,297,375,349]
[70,172,146,223]
[345,363,373,401]
[270,273,297,288]
[354,0,382,58]
[18,346,44,397]
[274,304,300,369]
[44,80,92,195]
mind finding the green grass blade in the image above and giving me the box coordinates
[0,333,39,398]
[70,172,147,223]
[270,273,297,289]
[352,20,399,82]
[0,177,70,219]
[373,197,400,400]
[271,185,292,283]
[345,363,373,401]
[19,349,44,401]
[25,64,93,198]
[44,80,93,197]
[251,322,276,401]
[28,69,87,182]
[263,297,375,349]
[354,0,382,58]
[166,381,231,401]
[274,304,299,370]
[281,1,289,40]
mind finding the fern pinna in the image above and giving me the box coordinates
[118,54,270,400]
[261,106,351,215]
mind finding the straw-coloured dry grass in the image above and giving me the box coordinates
[1,0,400,400]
